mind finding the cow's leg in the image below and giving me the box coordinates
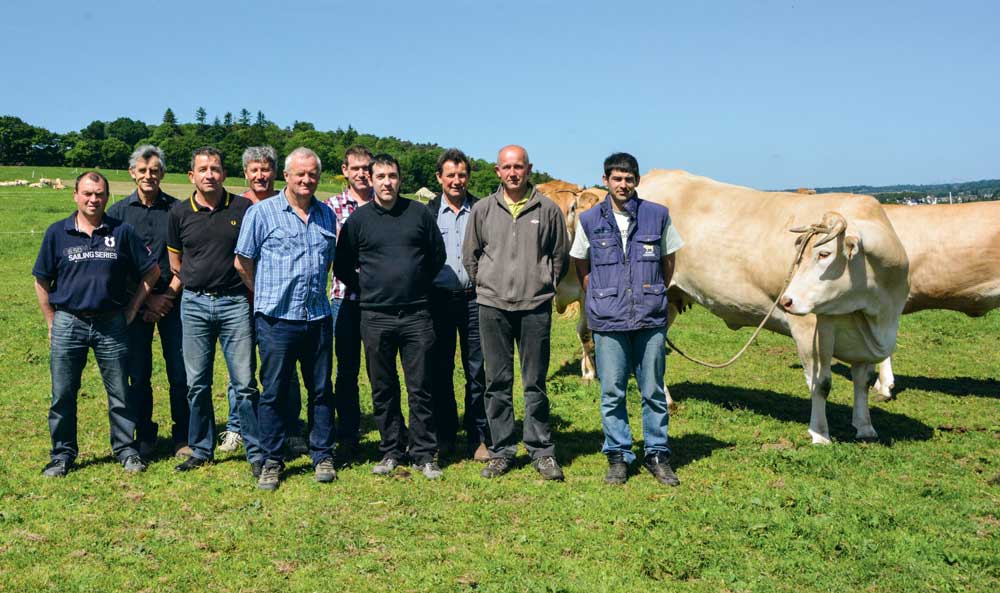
[577,312,595,382]
[872,357,895,402]
[788,315,835,445]
[850,363,878,441]
[664,302,682,413]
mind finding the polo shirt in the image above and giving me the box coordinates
[32,213,157,312]
[333,197,446,310]
[432,195,473,290]
[166,191,251,294]
[234,191,337,320]
[107,189,178,294]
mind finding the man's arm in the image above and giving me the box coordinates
[428,210,446,276]
[332,219,359,295]
[234,255,256,292]
[126,264,160,324]
[571,257,590,292]
[660,253,675,288]
[34,278,55,340]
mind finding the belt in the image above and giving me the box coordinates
[186,288,246,298]
[60,308,119,319]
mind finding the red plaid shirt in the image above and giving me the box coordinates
[325,188,372,300]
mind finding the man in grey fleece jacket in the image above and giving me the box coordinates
[462,145,569,480]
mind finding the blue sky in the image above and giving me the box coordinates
[2,0,997,189]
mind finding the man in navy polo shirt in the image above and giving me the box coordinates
[33,171,161,477]
[168,147,264,478]
[235,147,338,490]
[570,153,683,486]
[107,145,190,459]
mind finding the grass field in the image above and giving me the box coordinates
[0,183,997,592]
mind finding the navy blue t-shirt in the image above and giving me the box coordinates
[32,213,158,312]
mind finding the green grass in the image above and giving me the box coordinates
[0,188,997,592]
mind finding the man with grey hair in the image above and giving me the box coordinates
[241,146,278,204]
[107,145,190,459]
[235,147,338,490]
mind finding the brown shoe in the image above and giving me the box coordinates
[174,444,194,459]
[473,443,490,462]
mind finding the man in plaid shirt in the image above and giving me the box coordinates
[325,145,374,460]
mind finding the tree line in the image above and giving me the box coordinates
[0,109,552,195]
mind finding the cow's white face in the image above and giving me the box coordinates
[781,216,863,316]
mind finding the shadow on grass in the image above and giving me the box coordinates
[827,363,1000,399]
[550,358,587,380]
[672,381,934,444]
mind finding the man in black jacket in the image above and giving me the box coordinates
[425,149,488,461]
[334,154,447,479]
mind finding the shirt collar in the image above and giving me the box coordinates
[63,212,110,234]
[340,187,374,206]
[189,191,232,212]
[438,194,471,215]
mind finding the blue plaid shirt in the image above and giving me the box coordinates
[235,191,337,320]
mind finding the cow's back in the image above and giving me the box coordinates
[884,202,1000,315]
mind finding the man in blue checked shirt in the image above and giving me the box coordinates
[235,147,338,491]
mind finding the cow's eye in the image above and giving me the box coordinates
[817,250,831,259]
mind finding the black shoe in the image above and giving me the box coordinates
[257,460,284,491]
[532,456,565,481]
[174,456,210,472]
[643,452,680,486]
[250,460,265,478]
[604,452,628,485]
[122,454,147,473]
[480,457,512,479]
[42,459,71,478]
[335,440,361,466]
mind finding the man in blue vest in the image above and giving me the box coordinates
[570,153,683,486]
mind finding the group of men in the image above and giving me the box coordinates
[33,141,683,489]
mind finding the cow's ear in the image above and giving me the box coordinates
[844,234,861,260]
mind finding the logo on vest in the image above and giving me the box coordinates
[643,244,655,257]
[104,236,116,248]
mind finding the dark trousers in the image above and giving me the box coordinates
[360,307,437,464]
[430,290,487,451]
[126,302,189,447]
[479,301,555,460]
[331,298,362,444]
[255,315,335,465]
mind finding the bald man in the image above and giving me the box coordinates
[462,145,569,480]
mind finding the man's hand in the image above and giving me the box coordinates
[145,293,175,316]
[142,310,160,323]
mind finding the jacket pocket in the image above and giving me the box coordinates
[590,238,620,266]
[634,234,662,261]
[588,285,620,323]
[636,282,668,321]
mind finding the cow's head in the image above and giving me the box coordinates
[780,211,864,315]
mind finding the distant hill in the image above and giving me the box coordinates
[780,179,999,204]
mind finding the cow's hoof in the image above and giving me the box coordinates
[808,430,832,445]
[872,380,894,402]
[667,400,678,415]
[855,428,879,442]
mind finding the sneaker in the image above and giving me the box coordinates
[257,460,283,491]
[174,456,210,472]
[643,452,680,486]
[412,461,443,480]
[42,459,71,478]
[250,460,265,479]
[314,458,338,483]
[480,457,512,479]
[372,456,401,476]
[532,456,565,481]
[604,452,628,485]
[122,455,147,473]
[218,431,243,453]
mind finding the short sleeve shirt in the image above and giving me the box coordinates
[167,192,251,294]
[235,192,337,320]
[32,214,157,312]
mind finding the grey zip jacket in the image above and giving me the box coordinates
[462,185,569,311]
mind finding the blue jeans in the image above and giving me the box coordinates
[181,291,262,463]
[226,322,305,437]
[256,315,335,464]
[331,298,362,444]
[48,310,138,463]
[593,327,671,464]
[126,301,189,446]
